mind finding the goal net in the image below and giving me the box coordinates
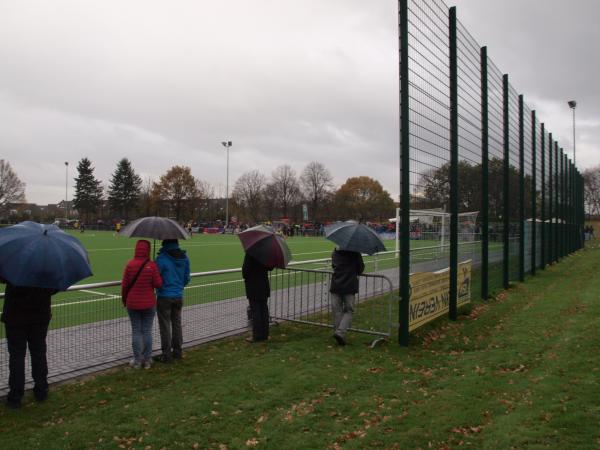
[391,208,479,256]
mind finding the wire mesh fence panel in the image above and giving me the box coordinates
[486,60,505,292]
[508,84,521,282]
[406,0,451,293]
[456,20,483,299]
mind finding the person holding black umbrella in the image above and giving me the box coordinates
[0,221,92,409]
[329,248,365,346]
[1,279,57,409]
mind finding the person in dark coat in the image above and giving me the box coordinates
[1,278,57,409]
[329,248,365,346]
[242,253,273,342]
[154,239,190,363]
[121,240,162,369]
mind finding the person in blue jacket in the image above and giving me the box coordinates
[154,239,190,362]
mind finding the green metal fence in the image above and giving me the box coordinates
[398,0,584,345]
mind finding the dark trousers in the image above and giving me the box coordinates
[157,297,183,357]
[5,322,49,402]
[249,298,269,341]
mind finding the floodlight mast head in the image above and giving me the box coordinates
[221,141,232,148]
[568,100,577,109]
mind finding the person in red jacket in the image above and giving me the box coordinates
[121,240,162,369]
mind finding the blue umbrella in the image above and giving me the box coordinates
[324,221,386,255]
[0,221,92,291]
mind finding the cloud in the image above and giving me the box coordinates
[0,0,597,205]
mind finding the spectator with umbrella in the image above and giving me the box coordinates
[121,240,163,369]
[238,225,292,342]
[325,221,384,346]
[153,239,190,363]
[0,221,92,409]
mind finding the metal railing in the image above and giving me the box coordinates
[0,257,398,395]
[270,267,395,346]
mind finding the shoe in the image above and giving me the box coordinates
[5,398,21,410]
[142,359,153,370]
[245,337,255,343]
[333,333,346,346]
[34,390,48,402]
[172,352,183,360]
[129,358,142,369]
[152,354,173,363]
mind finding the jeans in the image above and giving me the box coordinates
[5,322,49,403]
[127,307,156,363]
[157,297,183,357]
[330,293,355,338]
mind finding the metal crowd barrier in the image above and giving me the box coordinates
[0,257,398,395]
[269,267,395,347]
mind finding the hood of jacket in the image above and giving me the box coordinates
[134,240,151,259]
[159,241,187,260]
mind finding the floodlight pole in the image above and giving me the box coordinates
[65,161,69,220]
[221,141,232,229]
[568,100,576,166]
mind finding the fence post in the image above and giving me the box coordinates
[502,74,510,289]
[481,46,489,299]
[579,170,584,249]
[398,0,410,346]
[449,6,458,319]
[571,161,577,253]
[561,150,565,258]
[531,111,537,275]
[540,123,546,269]
[548,133,553,263]
[518,95,525,281]
[554,142,559,261]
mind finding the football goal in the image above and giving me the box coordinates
[391,208,480,256]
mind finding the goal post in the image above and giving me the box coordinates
[391,208,479,258]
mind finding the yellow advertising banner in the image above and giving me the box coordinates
[408,260,471,331]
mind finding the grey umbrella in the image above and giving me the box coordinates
[324,221,386,255]
[119,216,190,240]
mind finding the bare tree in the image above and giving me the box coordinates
[0,160,26,211]
[232,170,267,223]
[194,179,212,221]
[300,161,333,222]
[583,165,600,218]
[137,177,156,218]
[270,165,301,219]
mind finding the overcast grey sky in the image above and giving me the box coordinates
[1,0,598,205]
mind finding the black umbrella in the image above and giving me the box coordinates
[119,216,190,240]
[0,221,92,290]
[324,221,386,255]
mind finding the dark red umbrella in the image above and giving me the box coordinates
[238,225,292,268]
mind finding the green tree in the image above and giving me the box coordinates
[334,176,395,221]
[152,166,199,221]
[73,157,103,221]
[0,159,26,213]
[107,158,142,220]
